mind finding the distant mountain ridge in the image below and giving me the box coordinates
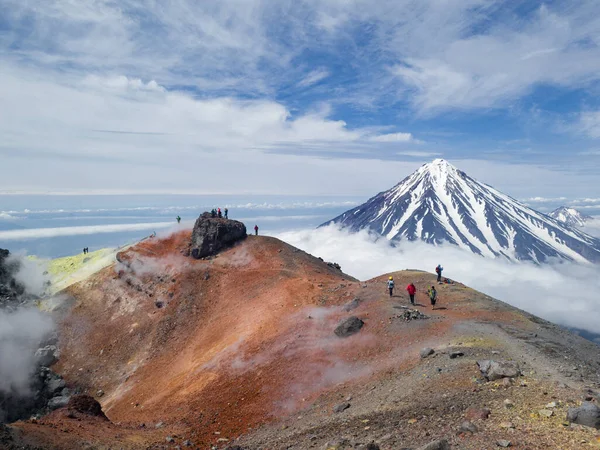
[321,159,600,264]
[549,206,592,228]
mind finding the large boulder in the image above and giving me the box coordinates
[334,316,364,337]
[477,360,520,381]
[567,402,600,429]
[190,213,247,259]
[67,395,108,420]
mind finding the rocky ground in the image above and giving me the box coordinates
[2,225,600,449]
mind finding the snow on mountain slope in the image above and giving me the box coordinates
[549,206,592,228]
[321,159,600,264]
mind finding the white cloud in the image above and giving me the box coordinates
[578,112,600,139]
[370,132,414,143]
[1,1,600,195]
[582,217,600,237]
[297,68,330,88]
[390,3,600,112]
[0,222,176,241]
[277,226,600,334]
[396,151,441,158]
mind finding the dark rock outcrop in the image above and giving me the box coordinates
[567,402,600,429]
[333,402,351,413]
[334,316,364,337]
[190,213,247,259]
[66,395,108,420]
[0,248,25,308]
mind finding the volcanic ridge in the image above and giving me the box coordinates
[2,213,600,449]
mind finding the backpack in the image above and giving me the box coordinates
[435,266,440,273]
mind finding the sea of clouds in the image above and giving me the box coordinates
[277,225,600,336]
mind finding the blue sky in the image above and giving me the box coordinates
[1,0,600,203]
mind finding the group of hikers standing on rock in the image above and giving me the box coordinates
[210,207,228,219]
[386,263,444,310]
[175,208,261,236]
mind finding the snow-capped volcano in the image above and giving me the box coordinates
[549,206,592,228]
[322,159,600,264]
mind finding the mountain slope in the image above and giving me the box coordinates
[549,206,592,227]
[6,232,600,449]
[322,159,600,264]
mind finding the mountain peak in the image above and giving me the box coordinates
[549,206,592,228]
[322,161,600,264]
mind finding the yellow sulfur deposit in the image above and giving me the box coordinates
[45,246,130,295]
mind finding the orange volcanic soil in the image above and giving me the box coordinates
[7,231,600,449]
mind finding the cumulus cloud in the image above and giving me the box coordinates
[1,1,600,195]
[277,226,600,335]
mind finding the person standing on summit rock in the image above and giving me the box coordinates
[406,282,416,305]
[224,208,228,219]
[254,225,259,236]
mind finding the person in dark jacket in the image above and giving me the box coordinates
[428,285,437,310]
[254,225,259,236]
[224,208,228,219]
[435,264,443,282]
[406,282,416,305]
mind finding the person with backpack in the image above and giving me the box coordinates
[387,276,394,297]
[428,285,437,310]
[224,208,228,219]
[435,264,443,282]
[176,215,181,224]
[406,282,416,305]
[254,225,259,236]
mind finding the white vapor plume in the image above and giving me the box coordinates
[0,308,54,396]
[277,226,600,335]
[0,221,175,241]
[7,254,48,297]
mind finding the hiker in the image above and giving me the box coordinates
[217,208,222,218]
[406,282,416,305]
[428,285,437,310]
[435,264,443,282]
[211,209,216,218]
[387,276,394,297]
[83,248,86,254]
[176,215,181,224]
[224,208,228,219]
[254,225,259,236]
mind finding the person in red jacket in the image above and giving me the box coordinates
[406,282,416,305]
